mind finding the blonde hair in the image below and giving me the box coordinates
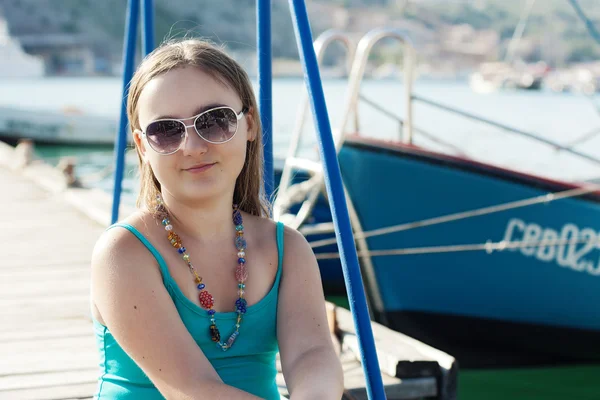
[127,38,270,217]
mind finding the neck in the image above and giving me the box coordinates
[158,190,235,242]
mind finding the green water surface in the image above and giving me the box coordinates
[327,297,600,399]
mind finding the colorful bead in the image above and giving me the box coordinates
[165,224,173,231]
[238,283,245,289]
[208,309,215,315]
[237,251,245,258]
[235,236,246,250]
[238,258,245,264]
[197,283,205,290]
[235,225,244,231]
[178,247,186,254]
[235,265,248,282]
[210,324,221,342]
[183,254,190,261]
[235,298,247,314]
[199,291,215,308]
[233,211,243,225]
[235,298,247,308]
[226,331,239,347]
[162,219,169,226]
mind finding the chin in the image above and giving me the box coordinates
[182,182,230,204]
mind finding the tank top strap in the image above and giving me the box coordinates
[274,221,285,286]
[106,223,174,288]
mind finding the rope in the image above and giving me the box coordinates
[314,236,597,259]
[562,126,600,150]
[310,183,600,249]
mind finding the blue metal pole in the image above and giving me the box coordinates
[141,0,155,55]
[257,0,274,203]
[567,0,600,46]
[111,0,140,224]
[287,1,386,399]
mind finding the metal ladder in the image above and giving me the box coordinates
[274,26,418,330]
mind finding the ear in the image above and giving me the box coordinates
[245,108,257,142]
[133,129,149,163]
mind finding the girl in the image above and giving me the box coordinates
[90,39,343,399]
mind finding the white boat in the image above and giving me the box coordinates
[0,106,119,146]
[0,15,44,78]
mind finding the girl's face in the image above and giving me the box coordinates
[134,66,255,205]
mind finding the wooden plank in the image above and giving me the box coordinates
[0,382,97,400]
[0,335,95,356]
[0,279,90,297]
[0,369,97,391]
[0,353,98,377]
[339,349,437,400]
[0,264,91,279]
[0,321,92,341]
[335,304,458,400]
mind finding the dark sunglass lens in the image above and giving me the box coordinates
[146,120,185,153]
[195,108,237,143]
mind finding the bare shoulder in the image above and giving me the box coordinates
[90,210,165,324]
[243,214,310,258]
[91,210,160,271]
[242,213,277,245]
[280,223,315,263]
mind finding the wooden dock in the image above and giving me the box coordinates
[0,141,456,400]
[0,160,103,399]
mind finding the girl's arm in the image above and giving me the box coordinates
[277,227,344,400]
[91,227,262,400]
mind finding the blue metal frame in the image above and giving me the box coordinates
[567,0,600,46]
[141,0,155,56]
[111,0,140,224]
[258,0,275,203]
[287,1,386,398]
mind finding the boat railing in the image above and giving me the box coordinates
[356,92,468,156]
[274,29,357,222]
[335,25,600,169]
[274,28,417,229]
[410,94,600,167]
[342,28,416,146]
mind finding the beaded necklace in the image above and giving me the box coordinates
[156,195,248,351]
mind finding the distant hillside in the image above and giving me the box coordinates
[0,0,598,74]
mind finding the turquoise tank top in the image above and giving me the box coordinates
[93,222,284,399]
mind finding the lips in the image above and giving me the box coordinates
[184,162,216,173]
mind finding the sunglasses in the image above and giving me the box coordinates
[141,106,249,155]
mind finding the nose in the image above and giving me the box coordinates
[181,124,209,155]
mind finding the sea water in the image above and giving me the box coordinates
[2,76,600,204]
